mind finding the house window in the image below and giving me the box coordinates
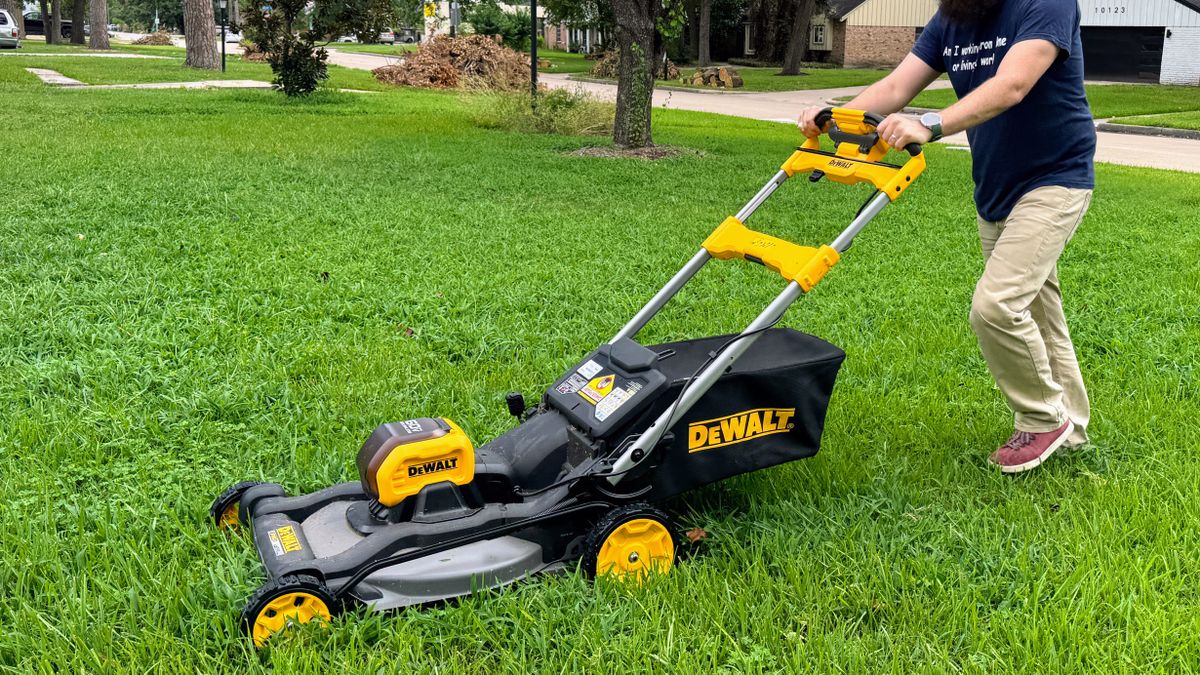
[812,24,825,46]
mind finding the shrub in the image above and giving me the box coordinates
[243,0,328,96]
[464,0,529,51]
[467,87,614,136]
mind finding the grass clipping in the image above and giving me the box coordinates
[373,35,529,90]
[131,31,173,46]
[468,87,614,136]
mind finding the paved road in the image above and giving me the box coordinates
[292,50,1200,174]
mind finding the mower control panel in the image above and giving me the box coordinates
[544,337,669,440]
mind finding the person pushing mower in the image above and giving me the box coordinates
[800,0,1095,473]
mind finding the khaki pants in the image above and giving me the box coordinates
[971,186,1092,445]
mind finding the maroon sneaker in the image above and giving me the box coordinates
[988,420,1074,474]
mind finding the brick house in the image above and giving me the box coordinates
[807,0,937,67]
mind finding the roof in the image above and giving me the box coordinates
[826,0,869,21]
[1176,0,1200,13]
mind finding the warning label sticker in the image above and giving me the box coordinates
[268,526,302,557]
[555,373,588,395]
[579,374,615,404]
[595,380,643,421]
[577,360,603,379]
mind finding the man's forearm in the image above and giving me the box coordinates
[843,77,912,117]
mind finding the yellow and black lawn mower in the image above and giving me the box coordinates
[210,108,927,647]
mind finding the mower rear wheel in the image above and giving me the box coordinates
[210,481,265,531]
[583,503,677,583]
[241,574,340,648]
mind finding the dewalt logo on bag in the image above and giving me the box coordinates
[688,408,796,453]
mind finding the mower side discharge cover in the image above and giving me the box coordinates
[644,328,844,499]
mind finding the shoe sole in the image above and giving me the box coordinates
[994,420,1075,474]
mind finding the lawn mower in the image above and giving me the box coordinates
[210,108,927,647]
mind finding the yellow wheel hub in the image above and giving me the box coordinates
[218,503,239,530]
[596,518,674,582]
[251,592,331,647]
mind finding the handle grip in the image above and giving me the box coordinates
[811,107,922,157]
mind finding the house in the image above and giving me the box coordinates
[806,0,938,67]
[1078,0,1200,84]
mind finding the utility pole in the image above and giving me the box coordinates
[530,0,537,107]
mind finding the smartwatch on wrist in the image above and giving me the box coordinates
[920,112,944,142]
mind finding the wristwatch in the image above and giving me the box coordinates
[920,112,944,142]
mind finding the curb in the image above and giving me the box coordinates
[1095,122,1200,141]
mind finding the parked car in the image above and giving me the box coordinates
[219,27,242,42]
[336,34,356,43]
[397,27,418,44]
[0,10,19,49]
[22,11,73,39]
[377,27,395,45]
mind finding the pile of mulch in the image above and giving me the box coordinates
[132,32,173,46]
[372,35,529,90]
[240,40,268,62]
[589,51,679,81]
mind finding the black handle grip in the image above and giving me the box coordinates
[812,108,922,156]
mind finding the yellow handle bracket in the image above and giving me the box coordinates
[702,217,840,292]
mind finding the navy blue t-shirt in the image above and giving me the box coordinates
[912,0,1095,221]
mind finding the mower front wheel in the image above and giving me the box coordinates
[241,574,341,648]
[210,481,266,531]
[583,503,678,583]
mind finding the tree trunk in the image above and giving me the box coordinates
[780,0,815,75]
[229,0,240,30]
[89,0,109,48]
[49,0,61,44]
[697,0,711,66]
[183,0,219,69]
[70,0,84,44]
[611,0,659,149]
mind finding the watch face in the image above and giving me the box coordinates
[921,112,941,127]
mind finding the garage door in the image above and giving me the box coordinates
[1081,27,1164,82]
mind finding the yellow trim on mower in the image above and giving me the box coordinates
[702,216,841,292]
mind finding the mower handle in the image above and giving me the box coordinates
[813,107,922,157]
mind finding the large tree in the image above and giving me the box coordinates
[49,0,61,44]
[779,0,815,75]
[611,0,664,148]
[70,0,85,44]
[183,0,218,69]
[90,0,111,48]
[696,0,711,65]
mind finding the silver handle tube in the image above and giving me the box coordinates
[612,171,792,344]
[736,170,789,222]
[607,281,806,484]
[830,191,891,253]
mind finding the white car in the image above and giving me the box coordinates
[221,29,242,43]
[336,34,356,43]
[378,27,395,45]
[0,9,19,49]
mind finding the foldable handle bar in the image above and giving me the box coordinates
[604,110,927,484]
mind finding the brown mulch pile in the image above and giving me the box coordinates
[569,145,697,160]
[240,40,269,62]
[372,35,529,90]
[132,31,173,46]
[589,50,679,80]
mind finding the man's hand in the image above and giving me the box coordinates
[797,106,829,138]
[877,114,934,151]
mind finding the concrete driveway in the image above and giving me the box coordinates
[325,50,1200,173]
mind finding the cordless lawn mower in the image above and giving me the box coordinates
[210,108,927,647]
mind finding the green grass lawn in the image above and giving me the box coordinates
[1109,110,1200,131]
[2,54,1200,672]
[2,49,393,91]
[909,83,1200,119]
[328,42,419,56]
[537,48,593,74]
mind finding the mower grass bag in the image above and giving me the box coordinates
[209,107,927,647]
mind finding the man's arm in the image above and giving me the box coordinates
[799,53,939,137]
[878,39,1061,150]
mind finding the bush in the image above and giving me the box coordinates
[243,0,328,96]
[240,40,268,62]
[373,35,529,90]
[465,0,529,51]
[467,87,613,136]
